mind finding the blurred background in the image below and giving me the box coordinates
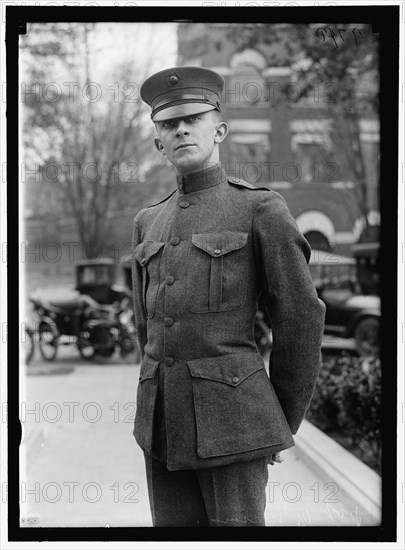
[19,22,381,527]
[21,23,379,285]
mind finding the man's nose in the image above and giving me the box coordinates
[175,120,190,137]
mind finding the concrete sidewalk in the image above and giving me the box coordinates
[21,354,379,527]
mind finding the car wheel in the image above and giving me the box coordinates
[354,317,380,356]
[38,322,58,361]
[77,329,96,360]
[24,328,35,365]
[119,325,137,358]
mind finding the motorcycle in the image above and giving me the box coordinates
[29,289,138,361]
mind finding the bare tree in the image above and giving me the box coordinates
[21,23,169,257]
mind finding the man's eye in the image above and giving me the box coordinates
[187,115,200,122]
[163,120,176,129]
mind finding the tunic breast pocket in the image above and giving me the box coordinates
[134,241,165,319]
[186,231,248,313]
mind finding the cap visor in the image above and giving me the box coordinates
[153,103,216,122]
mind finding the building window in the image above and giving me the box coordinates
[228,119,271,183]
[230,133,270,162]
[359,119,380,211]
[230,49,267,71]
[228,50,267,108]
[290,119,334,183]
[304,230,330,252]
[295,210,336,247]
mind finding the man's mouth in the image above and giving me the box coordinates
[175,143,196,151]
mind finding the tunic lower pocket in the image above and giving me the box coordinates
[134,354,160,453]
[187,353,292,459]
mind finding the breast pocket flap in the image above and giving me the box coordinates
[134,241,165,266]
[191,231,248,257]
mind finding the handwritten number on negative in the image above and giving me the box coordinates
[316,27,362,47]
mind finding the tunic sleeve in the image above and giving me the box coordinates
[252,191,326,434]
[131,209,148,359]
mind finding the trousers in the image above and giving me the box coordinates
[144,453,269,527]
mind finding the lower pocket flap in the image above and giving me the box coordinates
[139,355,159,381]
[187,354,264,386]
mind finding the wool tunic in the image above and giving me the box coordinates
[131,163,326,471]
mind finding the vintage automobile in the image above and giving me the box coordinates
[26,257,140,362]
[309,250,380,356]
[75,258,130,305]
[75,257,139,360]
[29,290,123,361]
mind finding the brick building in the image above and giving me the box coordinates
[177,23,380,257]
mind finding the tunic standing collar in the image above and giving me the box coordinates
[176,163,227,195]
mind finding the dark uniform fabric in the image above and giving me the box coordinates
[144,453,268,527]
[131,163,326,474]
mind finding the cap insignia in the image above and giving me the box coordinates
[168,74,180,86]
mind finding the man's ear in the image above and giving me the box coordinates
[154,136,165,155]
[214,121,229,144]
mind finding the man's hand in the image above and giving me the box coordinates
[268,452,284,466]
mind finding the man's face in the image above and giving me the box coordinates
[154,111,226,175]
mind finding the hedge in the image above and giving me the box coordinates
[306,352,381,474]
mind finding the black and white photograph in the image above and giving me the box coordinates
[2,1,402,546]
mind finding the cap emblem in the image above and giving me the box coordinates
[168,74,180,86]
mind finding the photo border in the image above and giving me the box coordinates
[6,3,399,543]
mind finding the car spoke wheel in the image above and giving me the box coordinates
[24,328,35,365]
[77,329,96,360]
[119,325,137,358]
[39,322,58,361]
[93,325,116,358]
[354,317,380,356]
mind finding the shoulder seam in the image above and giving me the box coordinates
[227,177,271,192]
[147,187,178,208]
[134,207,146,225]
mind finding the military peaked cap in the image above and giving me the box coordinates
[140,66,225,122]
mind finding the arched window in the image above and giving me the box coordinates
[228,49,267,108]
[304,231,331,252]
[295,210,335,252]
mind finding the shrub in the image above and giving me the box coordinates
[307,352,381,473]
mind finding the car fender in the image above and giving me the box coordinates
[346,308,380,337]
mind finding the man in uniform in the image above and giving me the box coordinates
[131,66,326,527]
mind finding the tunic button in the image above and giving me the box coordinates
[140,257,147,265]
[165,357,174,367]
[165,317,174,327]
[179,201,190,208]
[170,237,180,246]
[166,275,175,285]
[232,376,239,384]
[214,249,221,255]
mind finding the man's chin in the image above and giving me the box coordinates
[172,159,202,174]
